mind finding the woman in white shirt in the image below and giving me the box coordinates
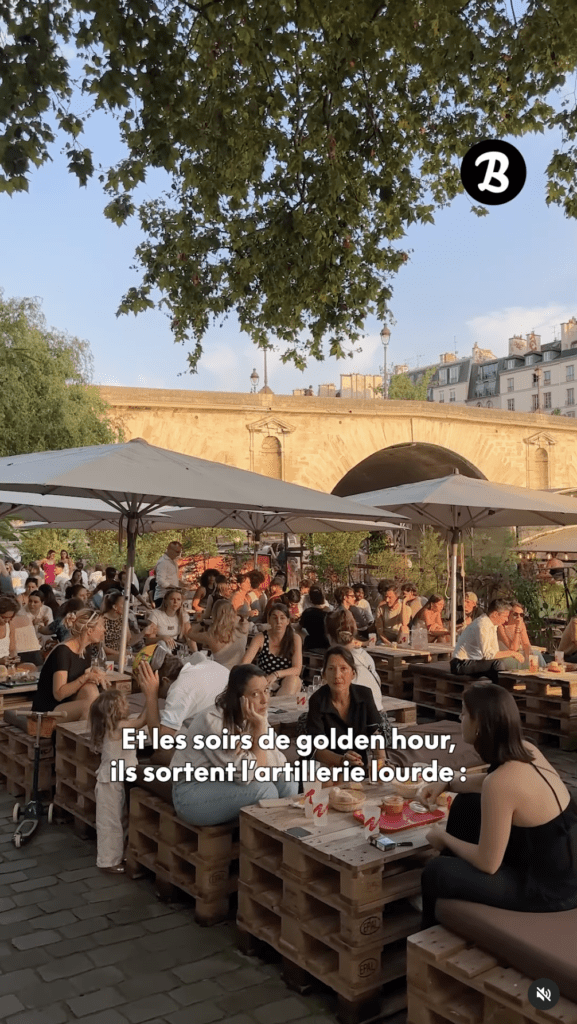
[148,588,196,652]
[171,664,298,826]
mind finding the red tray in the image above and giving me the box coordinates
[354,801,445,832]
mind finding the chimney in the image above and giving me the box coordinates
[526,331,541,352]
[439,353,457,364]
[508,335,527,356]
[561,318,577,350]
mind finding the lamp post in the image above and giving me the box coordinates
[380,325,390,399]
[250,368,259,393]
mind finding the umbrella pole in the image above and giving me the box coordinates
[118,517,137,673]
[450,528,460,648]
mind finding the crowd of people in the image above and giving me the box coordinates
[1,543,575,927]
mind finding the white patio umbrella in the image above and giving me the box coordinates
[0,438,404,667]
[350,472,577,645]
[0,492,149,530]
[519,526,577,555]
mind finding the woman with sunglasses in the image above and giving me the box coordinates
[497,603,545,670]
[32,608,108,719]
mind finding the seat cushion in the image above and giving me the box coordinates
[436,899,577,1003]
[387,720,484,773]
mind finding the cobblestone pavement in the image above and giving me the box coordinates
[0,791,390,1024]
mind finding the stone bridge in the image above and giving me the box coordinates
[98,387,577,495]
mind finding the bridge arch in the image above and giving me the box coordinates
[332,442,486,497]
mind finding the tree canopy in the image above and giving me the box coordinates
[388,367,433,400]
[0,291,121,456]
[1,1,576,371]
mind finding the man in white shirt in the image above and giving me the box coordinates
[53,562,71,598]
[137,653,229,740]
[451,598,523,686]
[10,562,28,595]
[154,541,183,606]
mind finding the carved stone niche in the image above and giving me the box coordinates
[246,417,295,480]
[524,432,556,490]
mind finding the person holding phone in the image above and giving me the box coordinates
[171,664,298,826]
[418,682,577,929]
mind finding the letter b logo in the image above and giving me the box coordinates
[461,140,526,205]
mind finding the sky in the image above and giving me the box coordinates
[1,68,576,396]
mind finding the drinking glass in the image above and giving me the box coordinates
[529,654,539,674]
[555,650,565,666]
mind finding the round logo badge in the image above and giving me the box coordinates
[460,140,526,205]
[527,978,560,1011]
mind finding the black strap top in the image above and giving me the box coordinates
[488,760,577,908]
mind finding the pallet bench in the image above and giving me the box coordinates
[126,783,239,925]
[502,671,577,751]
[54,722,99,833]
[0,721,55,801]
[409,663,527,720]
[407,919,577,1024]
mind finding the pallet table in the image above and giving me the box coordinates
[237,790,438,1024]
[268,694,417,741]
[409,663,527,720]
[0,721,54,801]
[407,925,577,1024]
[501,668,577,750]
[365,646,453,701]
[0,678,39,718]
[126,786,240,925]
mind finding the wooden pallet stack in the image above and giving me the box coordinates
[301,652,324,688]
[238,805,434,1023]
[523,674,577,751]
[371,656,416,701]
[410,665,527,720]
[54,722,99,831]
[0,681,39,719]
[126,785,240,925]
[407,926,577,1024]
[0,722,54,801]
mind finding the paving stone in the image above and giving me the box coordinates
[172,955,240,984]
[0,906,38,924]
[69,965,127,995]
[0,871,29,885]
[0,857,36,873]
[120,948,201,978]
[12,929,62,949]
[107,902,173,925]
[117,972,183,1002]
[7,1006,69,1024]
[121,993,180,1023]
[85,884,144,903]
[18,978,77,1009]
[140,924,231,957]
[0,940,13,956]
[38,892,93,913]
[166,1004,224,1024]
[66,986,127,1017]
[10,875,60,892]
[26,910,78,930]
[0,947,52,971]
[13,889,55,907]
[168,980,224,1006]
[0,968,39,997]
[141,911,193,932]
[0,921,35,940]
[0,896,15,912]
[83,873,132,889]
[223,1016,261,1024]
[49,935,98,958]
[37,952,95,981]
[87,940,147,967]
[75,1013,129,1024]
[216,982,299,1015]
[0,995,25,1018]
[93,923,143,945]
[73,901,125,921]
[215,966,270,990]
[253,999,312,1023]
[61,916,109,939]
[58,866,101,882]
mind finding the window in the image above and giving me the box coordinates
[566,411,576,418]
[543,392,552,409]
[449,366,459,383]
[449,390,456,402]
[544,370,551,384]
[438,392,445,403]
[567,365,575,381]
[567,388,575,406]
[532,394,539,411]
[543,351,555,362]
[507,399,515,411]
[526,354,538,365]
[507,359,516,370]
[507,377,514,392]
[438,369,448,385]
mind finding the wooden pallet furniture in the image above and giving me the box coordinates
[126,784,239,925]
[365,646,453,701]
[237,794,437,1024]
[0,721,54,801]
[0,680,39,719]
[409,663,527,720]
[407,925,577,1024]
[301,651,325,687]
[54,721,99,832]
[268,693,417,740]
[502,670,577,751]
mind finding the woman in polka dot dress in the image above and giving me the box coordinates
[242,603,302,696]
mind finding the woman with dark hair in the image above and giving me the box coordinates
[170,664,298,825]
[324,609,384,711]
[39,598,85,645]
[281,588,301,622]
[191,569,219,618]
[242,603,302,695]
[64,583,89,603]
[305,645,384,771]
[231,573,257,620]
[38,584,60,619]
[0,594,21,663]
[413,595,451,644]
[419,682,577,928]
[299,586,330,652]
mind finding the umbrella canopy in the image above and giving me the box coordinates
[350,472,577,643]
[0,491,146,530]
[519,527,577,555]
[143,507,406,535]
[0,438,404,667]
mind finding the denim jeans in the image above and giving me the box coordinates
[172,776,299,826]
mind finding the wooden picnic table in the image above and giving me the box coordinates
[362,644,453,700]
[268,693,417,738]
[500,667,577,750]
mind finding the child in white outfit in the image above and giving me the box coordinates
[89,689,150,873]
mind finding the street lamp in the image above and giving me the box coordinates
[380,325,391,399]
[250,368,259,393]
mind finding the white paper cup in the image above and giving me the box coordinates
[105,661,115,674]
[304,783,322,821]
[555,651,565,666]
[363,804,381,837]
[310,790,329,826]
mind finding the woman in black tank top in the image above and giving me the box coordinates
[420,682,577,929]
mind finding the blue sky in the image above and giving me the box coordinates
[1,92,575,395]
